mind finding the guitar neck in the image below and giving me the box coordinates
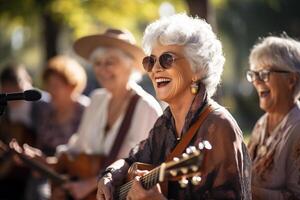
[0,139,68,185]
[115,167,161,200]
[16,152,68,184]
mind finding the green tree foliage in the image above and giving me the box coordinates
[0,0,187,64]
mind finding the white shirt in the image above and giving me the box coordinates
[57,81,162,159]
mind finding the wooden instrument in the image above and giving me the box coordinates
[0,140,103,200]
[114,141,211,200]
[52,153,104,200]
[0,120,35,178]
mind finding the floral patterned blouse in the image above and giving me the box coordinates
[125,85,252,200]
[248,102,300,200]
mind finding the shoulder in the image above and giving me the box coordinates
[32,90,50,108]
[131,81,163,116]
[197,101,245,149]
[74,94,90,108]
[39,89,50,103]
[275,103,300,145]
[207,101,242,135]
[285,102,300,129]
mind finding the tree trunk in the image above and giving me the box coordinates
[42,13,60,60]
[186,0,208,20]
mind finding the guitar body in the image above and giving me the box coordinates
[51,153,105,200]
[55,153,104,179]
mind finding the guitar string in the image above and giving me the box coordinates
[117,152,200,199]
[118,167,160,199]
[118,168,159,199]
[118,169,159,200]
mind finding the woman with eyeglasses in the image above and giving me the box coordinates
[247,36,300,199]
[97,13,251,200]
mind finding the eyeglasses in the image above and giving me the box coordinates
[246,69,290,83]
[142,52,182,72]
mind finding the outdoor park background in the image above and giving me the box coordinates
[1,0,300,138]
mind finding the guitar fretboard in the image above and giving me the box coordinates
[115,167,161,200]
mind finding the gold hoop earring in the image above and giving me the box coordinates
[190,80,199,94]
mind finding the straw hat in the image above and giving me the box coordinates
[73,29,145,72]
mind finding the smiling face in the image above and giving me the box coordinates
[147,44,195,104]
[251,65,295,113]
[92,48,132,92]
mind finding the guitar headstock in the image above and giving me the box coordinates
[159,140,211,187]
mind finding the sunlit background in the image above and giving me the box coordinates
[1,0,300,137]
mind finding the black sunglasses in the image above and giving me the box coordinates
[142,52,182,72]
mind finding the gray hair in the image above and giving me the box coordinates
[142,13,225,97]
[249,36,300,99]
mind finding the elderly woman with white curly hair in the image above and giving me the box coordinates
[247,36,300,200]
[97,13,251,200]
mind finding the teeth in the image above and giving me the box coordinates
[156,78,171,83]
[259,90,269,93]
[258,89,269,93]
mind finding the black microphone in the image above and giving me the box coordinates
[0,89,42,102]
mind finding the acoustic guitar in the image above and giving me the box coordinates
[0,120,35,179]
[114,141,211,200]
[0,140,102,200]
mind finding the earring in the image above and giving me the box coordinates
[190,79,199,94]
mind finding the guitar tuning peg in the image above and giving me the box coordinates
[191,176,202,185]
[190,146,197,153]
[169,169,178,177]
[186,147,192,154]
[180,167,188,174]
[203,140,212,150]
[173,157,180,162]
[179,177,189,188]
[191,165,199,172]
[186,146,197,154]
[198,142,204,150]
[182,153,188,158]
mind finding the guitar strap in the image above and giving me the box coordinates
[166,104,213,162]
[103,93,140,167]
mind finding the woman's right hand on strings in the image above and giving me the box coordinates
[97,175,114,200]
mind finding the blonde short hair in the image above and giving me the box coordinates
[43,55,87,95]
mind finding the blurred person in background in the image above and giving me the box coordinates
[247,35,300,199]
[35,55,89,157]
[0,63,46,200]
[97,13,251,200]
[15,29,162,200]
[23,55,89,200]
[48,28,162,200]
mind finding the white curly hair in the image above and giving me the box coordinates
[142,13,225,97]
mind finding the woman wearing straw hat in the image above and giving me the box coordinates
[48,29,162,199]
